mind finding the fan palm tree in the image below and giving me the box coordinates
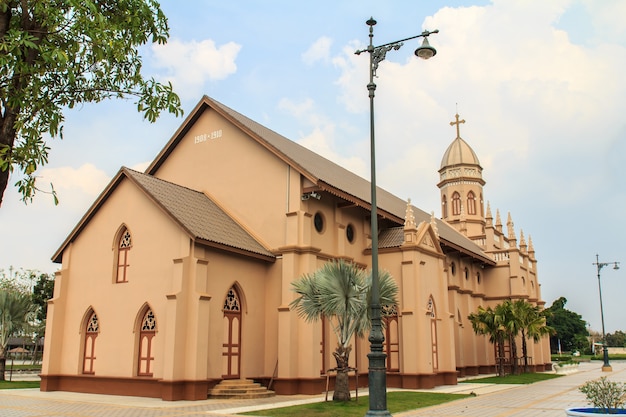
[468,305,508,377]
[511,299,553,373]
[0,289,36,380]
[290,259,398,401]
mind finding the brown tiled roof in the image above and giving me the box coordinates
[124,168,275,261]
[378,227,405,249]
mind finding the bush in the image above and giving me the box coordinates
[551,355,572,362]
[579,377,626,414]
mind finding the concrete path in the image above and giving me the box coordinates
[0,361,624,416]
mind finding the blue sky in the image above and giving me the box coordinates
[2,0,625,334]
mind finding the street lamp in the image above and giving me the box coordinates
[592,254,620,372]
[355,18,438,417]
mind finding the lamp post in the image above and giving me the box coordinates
[355,18,438,417]
[592,254,620,372]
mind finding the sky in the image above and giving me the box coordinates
[1,0,625,334]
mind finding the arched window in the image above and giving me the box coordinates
[427,296,438,371]
[115,226,132,283]
[137,307,157,376]
[467,191,476,215]
[452,192,461,216]
[383,305,399,372]
[442,195,448,219]
[223,286,242,378]
[82,310,99,374]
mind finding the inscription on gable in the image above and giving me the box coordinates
[194,129,223,144]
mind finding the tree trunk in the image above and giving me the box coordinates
[521,330,529,373]
[497,337,505,377]
[332,344,352,402]
[333,369,351,401]
[510,336,519,375]
[0,356,6,381]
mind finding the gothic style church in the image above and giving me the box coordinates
[41,96,551,400]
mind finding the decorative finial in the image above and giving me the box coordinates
[507,212,516,240]
[430,211,439,237]
[405,198,416,229]
[485,201,493,226]
[450,113,466,139]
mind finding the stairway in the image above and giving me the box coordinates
[208,379,276,399]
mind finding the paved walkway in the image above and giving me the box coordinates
[0,361,624,416]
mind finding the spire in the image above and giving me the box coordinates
[495,209,502,233]
[507,212,516,241]
[485,201,493,227]
[404,198,416,230]
[528,235,535,257]
[519,230,527,253]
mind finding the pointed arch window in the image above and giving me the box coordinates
[427,296,439,371]
[467,191,476,215]
[82,311,99,374]
[223,286,242,379]
[115,227,132,283]
[452,192,461,216]
[382,305,399,372]
[137,308,156,376]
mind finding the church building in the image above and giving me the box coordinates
[41,96,551,401]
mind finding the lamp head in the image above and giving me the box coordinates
[613,263,620,270]
[415,36,436,60]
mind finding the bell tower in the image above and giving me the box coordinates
[437,113,485,237]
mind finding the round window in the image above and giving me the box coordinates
[346,224,355,243]
[314,212,324,233]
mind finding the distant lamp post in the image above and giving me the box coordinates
[355,18,438,417]
[592,254,620,372]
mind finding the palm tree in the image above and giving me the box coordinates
[468,305,508,377]
[0,288,36,380]
[496,300,520,374]
[290,259,398,401]
[511,299,553,373]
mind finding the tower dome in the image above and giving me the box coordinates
[440,113,481,169]
[440,136,481,169]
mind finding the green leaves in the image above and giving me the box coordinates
[290,259,398,349]
[0,0,184,205]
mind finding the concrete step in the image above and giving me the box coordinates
[209,379,276,399]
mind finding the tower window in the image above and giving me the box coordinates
[467,191,476,215]
[452,192,461,216]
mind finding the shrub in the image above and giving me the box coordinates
[579,377,626,414]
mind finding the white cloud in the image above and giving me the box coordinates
[302,36,333,65]
[278,97,368,178]
[40,164,111,210]
[151,38,241,98]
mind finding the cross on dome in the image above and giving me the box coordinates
[450,113,465,139]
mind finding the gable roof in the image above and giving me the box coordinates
[52,167,275,263]
[147,96,495,265]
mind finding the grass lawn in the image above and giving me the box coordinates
[5,364,42,371]
[241,391,469,417]
[461,372,562,384]
[0,380,40,389]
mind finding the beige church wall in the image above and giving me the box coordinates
[150,109,293,251]
[190,245,278,381]
[382,247,456,380]
[44,179,190,380]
